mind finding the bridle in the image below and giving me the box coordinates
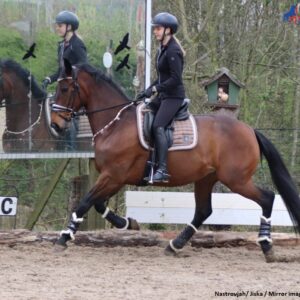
[51,76,80,121]
[52,76,138,117]
[51,75,140,144]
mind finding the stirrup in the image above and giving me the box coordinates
[152,169,170,183]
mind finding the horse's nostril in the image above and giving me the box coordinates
[51,123,62,133]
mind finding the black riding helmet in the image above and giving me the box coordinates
[55,11,79,31]
[151,12,178,34]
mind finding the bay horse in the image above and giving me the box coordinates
[51,60,300,262]
[0,59,63,152]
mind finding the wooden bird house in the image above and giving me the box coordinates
[203,68,245,117]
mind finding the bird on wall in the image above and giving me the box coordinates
[115,54,130,71]
[22,43,36,60]
[114,33,130,55]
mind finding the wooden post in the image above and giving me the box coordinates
[68,174,89,230]
[25,159,70,230]
[67,159,105,230]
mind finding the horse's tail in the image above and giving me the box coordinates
[254,129,300,233]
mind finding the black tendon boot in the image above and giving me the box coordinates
[152,126,170,183]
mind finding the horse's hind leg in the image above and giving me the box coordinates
[93,200,140,230]
[229,180,275,262]
[165,174,217,256]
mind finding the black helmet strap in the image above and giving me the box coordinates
[160,27,172,45]
[63,24,73,39]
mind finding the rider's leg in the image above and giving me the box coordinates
[151,98,184,183]
[152,126,169,182]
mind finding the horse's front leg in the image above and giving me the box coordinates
[55,174,139,250]
[55,188,101,249]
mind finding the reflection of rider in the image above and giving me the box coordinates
[138,12,186,183]
[42,11,87,86]
[42,11,87,150]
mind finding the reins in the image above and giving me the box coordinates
[52,74,143,144]
[72,101,139,117]
[53,76,141,117]
[91,102,135,145]
[1,96,49,135]
[4,101,43,135]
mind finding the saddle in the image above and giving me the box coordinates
[136,100,198,151]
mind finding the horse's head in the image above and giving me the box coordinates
[51,59,84,133]
[0,59,46,104]
[51,59,131,135]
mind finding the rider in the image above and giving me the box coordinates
[42,10,87,87]
[42,10,88,150]
[138,12,186,183]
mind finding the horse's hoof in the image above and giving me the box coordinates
[52,234,71,253]
[129,218,140,230]
[164,244,178,256]
[264,248,276,263]
[53,242,68,253]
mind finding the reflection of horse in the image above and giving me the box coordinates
[51,61,300,262]
[0,59,62,152]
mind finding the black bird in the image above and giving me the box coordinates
[23,43,36,60]
[115,54,130,71]
[114,33,130,55]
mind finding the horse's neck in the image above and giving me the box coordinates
[86,91,133,135]
[6,92,40,131]
[31,102,50,139]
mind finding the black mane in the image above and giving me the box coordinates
[0,59,47,100]
[75,63,130,101]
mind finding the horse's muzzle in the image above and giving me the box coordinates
[51,122,63,134]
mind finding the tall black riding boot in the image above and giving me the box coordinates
[152,126,170,183]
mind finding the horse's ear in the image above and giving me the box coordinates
[72,65,79,81]
[64,59,72,76]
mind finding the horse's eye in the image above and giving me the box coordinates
[61,86,68,93]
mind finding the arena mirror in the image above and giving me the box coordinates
[0,0,149,158]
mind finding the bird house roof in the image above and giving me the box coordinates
[202,67,245,88]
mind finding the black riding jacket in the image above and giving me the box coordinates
[151,36,185,99]
[49,33,87,83]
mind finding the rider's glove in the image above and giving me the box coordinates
[136,86,156,100]
[42,77,51,90]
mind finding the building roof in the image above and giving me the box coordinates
[203,67,245,88]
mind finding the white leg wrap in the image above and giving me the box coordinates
[117,217,129,230]
[102,207,110,219]
[187,223,198,233]
[59,213,83,241]
[260,215,271,223]
[60,229,75,240]
[72,212,83,223]
[257,215,273,245]
[169,239,181,253]
[257,236,273,244]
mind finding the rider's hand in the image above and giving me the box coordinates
[136,86,156,100]
[42,77,51,90]
[136,91,146,100]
